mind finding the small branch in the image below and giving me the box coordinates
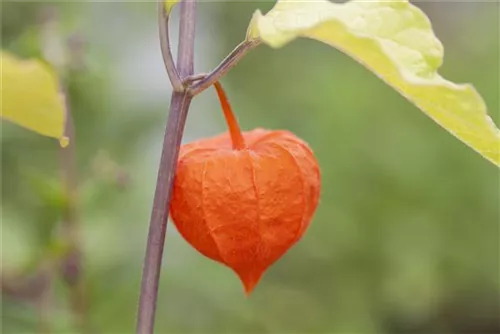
[136,1,196,333]
[176,0,196,78]
[59,92,87,333]
[40,7,87,332]
[188,39,260,96]
[36,266,54,334]
[158,0,183,92]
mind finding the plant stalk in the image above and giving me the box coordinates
[36,265,55,334]
[188,39,260,96]
[40,8,87,333]
[136,1,196,333]
[158,0,183,92]
[59,92,87,333]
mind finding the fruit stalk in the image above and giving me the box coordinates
[213,82,246,150]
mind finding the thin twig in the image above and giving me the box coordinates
[36,265,54,334]
[59,89,87,333]
[158,0,184,92]
[136,1,196,333]
[188,39,261,96]
[176,0,196,78]
[40,7,87,333]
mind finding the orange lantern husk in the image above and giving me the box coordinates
[170,82,321,295]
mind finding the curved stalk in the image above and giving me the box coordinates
[158,0,184,92]
[213,81,246,150]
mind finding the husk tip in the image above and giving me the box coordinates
[236,268,264,296]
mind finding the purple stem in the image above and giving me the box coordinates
[135,1,196,333]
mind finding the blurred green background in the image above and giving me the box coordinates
[1,1,499,333]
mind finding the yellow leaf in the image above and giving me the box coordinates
[247,0,500,166]
[1,51,67,146]
[164,0,180,15]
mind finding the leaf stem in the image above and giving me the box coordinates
[158,0,184,92]
[213,81,246,150]
[136,1,196,333]
[188,39,260,96]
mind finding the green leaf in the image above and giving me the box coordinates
[246,0,500,166]
[1,51,68,147]
[164,0,180,15]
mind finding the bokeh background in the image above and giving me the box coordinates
[1,1,499,333]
